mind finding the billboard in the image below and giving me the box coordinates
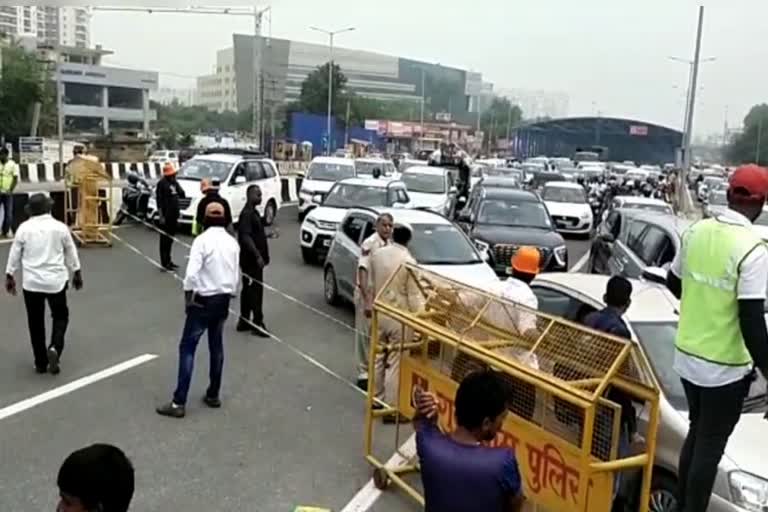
[629,125,649,136]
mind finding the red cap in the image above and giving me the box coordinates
[729,164,768,201]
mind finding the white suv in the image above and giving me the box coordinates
[399,165,457,215]
[298,156,357,220]
[299,178,410,264]
[148,151,282,226]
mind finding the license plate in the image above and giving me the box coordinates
[323,239,332,247]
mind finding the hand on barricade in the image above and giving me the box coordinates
[414,388,438,419]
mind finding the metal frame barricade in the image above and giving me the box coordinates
[363,264,661,512]
[65,156,113,247]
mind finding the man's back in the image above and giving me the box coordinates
[10,214,78,293]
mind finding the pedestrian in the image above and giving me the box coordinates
[192,178,232,236]
[369,223,421,414]
[0,147,20,238]
[4,193,83,375]
[155,162,185,271]
[666,164,768,512]
[237,184,270,337]
[414,370,525,512]
[487,246,541,337]
[56,444,134,512]
[354,213,393,390]
[156,202,240,418]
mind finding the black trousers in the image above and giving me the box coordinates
[678,376,751,512]
[23,285,69,369]
[159,217,178,267]
[240,266,264,326]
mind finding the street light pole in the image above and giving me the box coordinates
[419,68,425,151]
[757,117,763,164]
[310,26,355,155]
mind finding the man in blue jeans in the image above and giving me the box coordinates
[157,203,240,419]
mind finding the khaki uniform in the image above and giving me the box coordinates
[369,244,422,403]
[354,233,389,380]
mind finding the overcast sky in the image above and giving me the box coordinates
[89,0,767,136]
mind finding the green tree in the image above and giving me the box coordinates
[727,103,768,165]
[480,96,523,149]
[298,62,348,118]
[0,44,53,140]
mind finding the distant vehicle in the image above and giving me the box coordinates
[354,158,398,179]
[574,145,608,162]
[624,169,651,183]
[299,178,410,264]
[399,166,457,215]
[531,172,568,190]
[298,157,357,220]
[541,181,593,236]
[703,189,728,219]
[324,207,498,305]
[697,176,726,202]
[397,159,428,172]
[149,150,180,168]
[605,196,674,218]
[525,156,550,168]
[484,166,524,182]
[455,187,568,275]
[550,157,573,169]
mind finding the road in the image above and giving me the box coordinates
[0,206,590,511]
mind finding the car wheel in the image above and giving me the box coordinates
[324,266,340,306]
[264,200,277,226]
[648,473,678,512]
[301,246,317,265]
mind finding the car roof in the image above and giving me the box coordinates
[533,273,679,323]
[479,176,520,186]
[311,156,355,165]
[191,153,242,164]
[482,188,540,201]
[543,181,582,189]
[402,166,448,176]
[353,206,453,225]
[355,158,389,163]
[336,177,404,188]
[615,196,669,206]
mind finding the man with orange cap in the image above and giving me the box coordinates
[155,162,186,271]
[488,246,542,335]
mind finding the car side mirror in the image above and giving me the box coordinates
[312,193,324,204]
[234,175,247,185]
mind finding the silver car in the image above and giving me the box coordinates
[531,272,768,512]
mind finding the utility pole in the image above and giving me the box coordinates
[344,99,351,147]
[505,102,514,149]
[757,117,763,165]
[680,5,705,213]
[419,68,425,152]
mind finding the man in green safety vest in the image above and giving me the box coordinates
[0,147,20,237]
[667,164,768,512]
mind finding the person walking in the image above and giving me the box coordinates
[0,147,20,238]
[4,194,83,375]
[237,184,270,337]
[355,213,393,390]
[666,164,768,512]
[57,444,134,512]
[192,178,232,236]
[156,203,239,419]
[155,162,185,271]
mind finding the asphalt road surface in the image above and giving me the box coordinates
[0,206,590,511]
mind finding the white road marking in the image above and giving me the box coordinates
[0,353,158,421]
[339,435,417,512]
[570,250,590,273]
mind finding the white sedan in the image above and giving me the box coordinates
[541,181,593,236]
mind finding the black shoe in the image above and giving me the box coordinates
[252,324,270,338]
[203,396,222,408]
[168,262,180,270]
[34,366,47,374]
[47,347,60,375]
[356,378,369,391]
[236,320,252,332]
[156,402,185,418]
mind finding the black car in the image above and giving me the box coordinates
[457,188,568,275]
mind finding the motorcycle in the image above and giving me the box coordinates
[114,172,152,225]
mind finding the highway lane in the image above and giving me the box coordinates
[0,206,590,511]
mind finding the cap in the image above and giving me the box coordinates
[162,162,177,176]
[511,246,541,275]
[204,202,225,218]
[729,164,768,201]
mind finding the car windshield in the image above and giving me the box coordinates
[543,186,586,203]
[708,191,727,206]
[355,161,389,176]
[177,159,231,182]
[478,199,553,229]
[323,183,390,208]
[401,172,445,194]
[409,223,481,265]
[307,162,356,181]
[704,177,724,187]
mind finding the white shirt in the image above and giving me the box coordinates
[671,208,768,387]
[357,233,390,287]
[5,214,80,293]
[183,227,240,296]
[486,278,539,334]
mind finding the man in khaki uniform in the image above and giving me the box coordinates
[355,213,393,390]
[369,223,423,409]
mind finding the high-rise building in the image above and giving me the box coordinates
[0,6,90,48]
[196,48,237,112]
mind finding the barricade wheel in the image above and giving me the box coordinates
[372,468,390,490]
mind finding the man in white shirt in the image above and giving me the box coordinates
[5,194,82,375]
[157,202,240,419]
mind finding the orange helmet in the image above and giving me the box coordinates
[162,162,176,176]
[511,246,541,275]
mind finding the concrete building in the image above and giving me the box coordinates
[197,35,489,126]
[196,48,237,112]
[0,6,91,48]
[151,87,197,107]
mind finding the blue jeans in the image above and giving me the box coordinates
[172,294,230,406]
[0,193,13,235]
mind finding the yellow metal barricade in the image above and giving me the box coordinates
[65,157,113,247]
[364,264,661,512]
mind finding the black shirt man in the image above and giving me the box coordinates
[237,184,270,337]
[155,163,186,271]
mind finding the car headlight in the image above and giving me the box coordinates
[581,211,592,219]
[316,221,338,231]
[472,238,490,254]
[554,245,568,266]
[304,217,317,227]
[729,470,768,511]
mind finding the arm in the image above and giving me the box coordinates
[4,227,24,294]
[175,181,186,199]
[500,453,525,512]
[61,226,83,290]
[238,212,263,264]
[737,246,768,379]
[666,234,685,299]
[412,388,438,432]
[183,238,204,292]
[9,162,18,192]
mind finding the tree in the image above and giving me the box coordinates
[0,44,53,140]
[298,62,348,118]
[480,96,523,150]
[727,103,768,165]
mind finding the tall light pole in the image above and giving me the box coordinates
[310,26,355,155]
[757,117,764,165]
[419,68,426,151]
[668,55,715,137]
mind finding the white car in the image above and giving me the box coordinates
[355,157,398,179]
[323,207,499,305]
[149,150,180,169]
[299,178,410,264]
[531,272,768,512]
[608,196,674,217]
[541,181,593,235]
[400,166,457,216]
[147,151,282,225]
[298,157,357,220]
[698,176,726,202]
